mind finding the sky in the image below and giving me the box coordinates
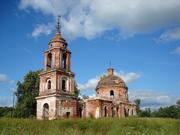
[0,0,180,110]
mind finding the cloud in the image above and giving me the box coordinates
[159,27,180,42]
[78,70,141,91]
[19,0,180,39]
[118,71,141,84]
[0,74,9,83]
[32,23,54,38]
[170,46,180,54]
[129,89,178,110]
[0,74,15,84]
[0,96,13,107]
[78,76,99,91]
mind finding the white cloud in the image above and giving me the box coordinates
[0,74,8,83]
[32,23,54,38]
[159,27,180,42]
[19,0,180,39]
[171,46,180,54]
[0,74,15,84]
[129,89,178,110]
[78,70,141,91]
[118,71,141,84]
[89,94,96,98]
[0,96,13,107]
[78,76,99,91]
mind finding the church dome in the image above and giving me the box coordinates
[96,68,127,90]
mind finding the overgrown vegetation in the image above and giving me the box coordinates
[0,118,179,135]
[0,107,13,117]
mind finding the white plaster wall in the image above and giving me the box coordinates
[95,107,100,118]
[37,96,57,120]
[59,107,73,117]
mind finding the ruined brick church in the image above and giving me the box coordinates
[36,18,137,120]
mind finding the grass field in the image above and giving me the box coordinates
[0,117,179,135]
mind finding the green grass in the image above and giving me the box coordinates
[0,117,179,135]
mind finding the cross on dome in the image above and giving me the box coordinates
[56,15,61,33]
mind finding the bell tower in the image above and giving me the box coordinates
[36,16,77,120]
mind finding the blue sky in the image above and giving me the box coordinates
[0,0,180,109]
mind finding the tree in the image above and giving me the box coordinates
[139,108,151,117]
[0,107,13,117]
[176,99,180,108]
[82,95,89,99]
[14,70,40,118]
[176,99,180,118]
[134,99,141,115]
[74,81,80,97]
[151,105,179,119]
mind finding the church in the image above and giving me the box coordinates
[36,18,137,120]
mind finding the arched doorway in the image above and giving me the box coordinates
[127,109,129,117]
[112,107,114,117]
[132,109,134,116]
[116,107,119,117]
[79,107,82,118]
[124,108,128,117]
[66,112,70,118]
[43,103,49,120]
[104,106,107,117]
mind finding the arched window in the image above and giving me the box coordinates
[47,80,51,90]
[110,90,114,99]
[47,53,52,69]
[62,79,66,91]
[62,53,67,69]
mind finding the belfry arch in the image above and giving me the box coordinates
[62,53,67,69]
[47,53,52,69]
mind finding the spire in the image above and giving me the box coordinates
[56,15,61,33]
[107,61,114,76]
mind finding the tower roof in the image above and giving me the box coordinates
[50,32,66,43]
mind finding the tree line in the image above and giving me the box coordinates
[134,99,180,119]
